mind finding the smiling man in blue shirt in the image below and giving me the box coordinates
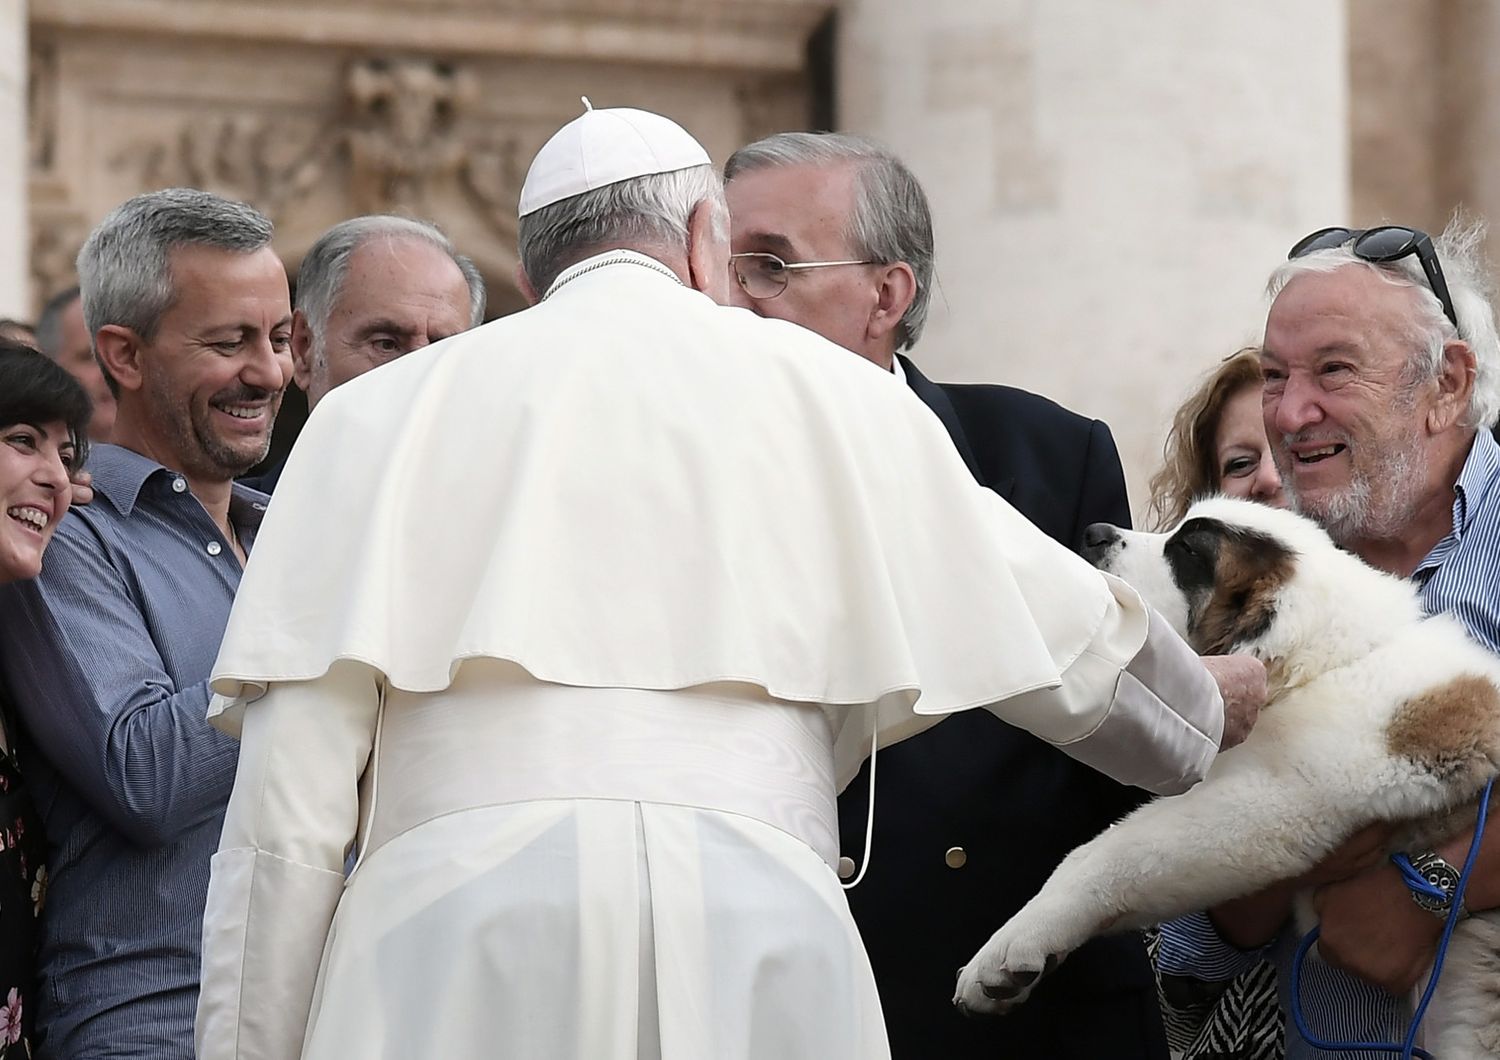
[0,188,292,1059]
[1159,218,1500,1059]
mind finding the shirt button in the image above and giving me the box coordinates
[945,846,967,869]
[836,856,857,880]
[171,478,187,493]
[206,541,222,556]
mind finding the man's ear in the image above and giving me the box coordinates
[516,264,541,306]
[290,309,317,392]
[686,200,731,304]
[93,324,147,394]
[865,261,917,347]
[1428,339,1477,433]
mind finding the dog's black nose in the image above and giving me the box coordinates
[1082,523,1118,550]
[1080,522,1121,567]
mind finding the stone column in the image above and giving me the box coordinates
[838,0,1349,518]
[0,0,24,318]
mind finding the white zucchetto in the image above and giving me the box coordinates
[517,98,713,217]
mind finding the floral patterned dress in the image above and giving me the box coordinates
[0,710,44,1059]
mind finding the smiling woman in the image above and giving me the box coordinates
[0,339,91,1060]
[0,342,91,584]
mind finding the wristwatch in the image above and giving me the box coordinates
[1406,851,1468,920]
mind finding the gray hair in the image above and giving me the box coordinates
[296,216,487,358]
[34,286,81,360]
[75,188,275,395]
[725,131,935,350]
[1267,215,1500,428]
[517,164,727,295]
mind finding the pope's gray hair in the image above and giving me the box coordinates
[725,131,934,350]
[76,188,275,395]
[518,164,727,295]
[1267,215,1500,428]
[297,216,487,361]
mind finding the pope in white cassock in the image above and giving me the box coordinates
[194,103,1239,1059]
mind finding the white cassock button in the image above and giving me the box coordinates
[945,846,967,869]
[837,856,857,880]
[172,478,187,493]
[206,541,222,556]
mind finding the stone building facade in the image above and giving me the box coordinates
[5,0,1494,507]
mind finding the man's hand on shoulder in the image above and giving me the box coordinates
[1200,654,1266,750]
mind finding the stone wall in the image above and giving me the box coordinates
[838,0,1351,520]
[0,0,25,315]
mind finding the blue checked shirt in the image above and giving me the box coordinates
[1157,428,1500,1058]
[0,445,265,1059]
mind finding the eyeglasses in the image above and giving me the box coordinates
[1288,225,1458,330]
[729,252,876,301]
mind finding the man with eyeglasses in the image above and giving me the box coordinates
[724,131,1176,1059]
[1158,219,1500,1057]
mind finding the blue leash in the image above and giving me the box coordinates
[1289,775,1496,1058]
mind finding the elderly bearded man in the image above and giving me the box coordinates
[0,189,291,1059]
[194,104,1261,1060]
[1157,219,1500,1058]
[725,131,1176,1059]
[244,215,485,494]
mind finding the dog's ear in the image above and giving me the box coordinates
[1189,526,1295,655]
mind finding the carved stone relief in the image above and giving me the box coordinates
[25,0,832,313]
[111,117,334,226]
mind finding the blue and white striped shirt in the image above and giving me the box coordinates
[1157,428,1500,1059]
[0,445,264,1059]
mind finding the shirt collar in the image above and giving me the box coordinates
[1451,428,1500,535]
[1414,429,1500,578]
[88,444,171,516]
[88,442,268,531]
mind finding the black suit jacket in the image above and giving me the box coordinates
[837,356,1167,1059]
[239,456,286,497]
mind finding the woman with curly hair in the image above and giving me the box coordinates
[1146,346,1284,1060]
[1147,347,1284,530]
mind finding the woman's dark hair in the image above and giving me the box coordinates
[0,340,92,468]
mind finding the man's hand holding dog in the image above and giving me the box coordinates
[1314,865,1442,996]
[1200,654,1266,751]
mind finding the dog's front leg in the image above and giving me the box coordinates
[954,756,1360,1016]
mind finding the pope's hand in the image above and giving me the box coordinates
[1200,654,1266,751]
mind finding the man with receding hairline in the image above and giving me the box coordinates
[726,131,1178,1059]
[244,215,484,494]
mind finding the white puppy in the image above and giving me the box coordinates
[953,497,1500,1057]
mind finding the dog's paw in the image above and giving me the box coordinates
[952,939,1057,1018]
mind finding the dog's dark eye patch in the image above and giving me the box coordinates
[1187,523,1296,655]
[1165,518,1227,596]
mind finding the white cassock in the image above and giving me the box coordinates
[195,251,1223,1060]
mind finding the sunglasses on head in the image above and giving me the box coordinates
[1288,225,1458,330]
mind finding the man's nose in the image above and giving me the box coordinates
[1269,374,1322,436]
[242,336,291,390]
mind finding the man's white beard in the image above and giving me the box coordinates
[1283,433,1426,546]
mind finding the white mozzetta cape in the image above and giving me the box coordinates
[209,254,1151,788]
